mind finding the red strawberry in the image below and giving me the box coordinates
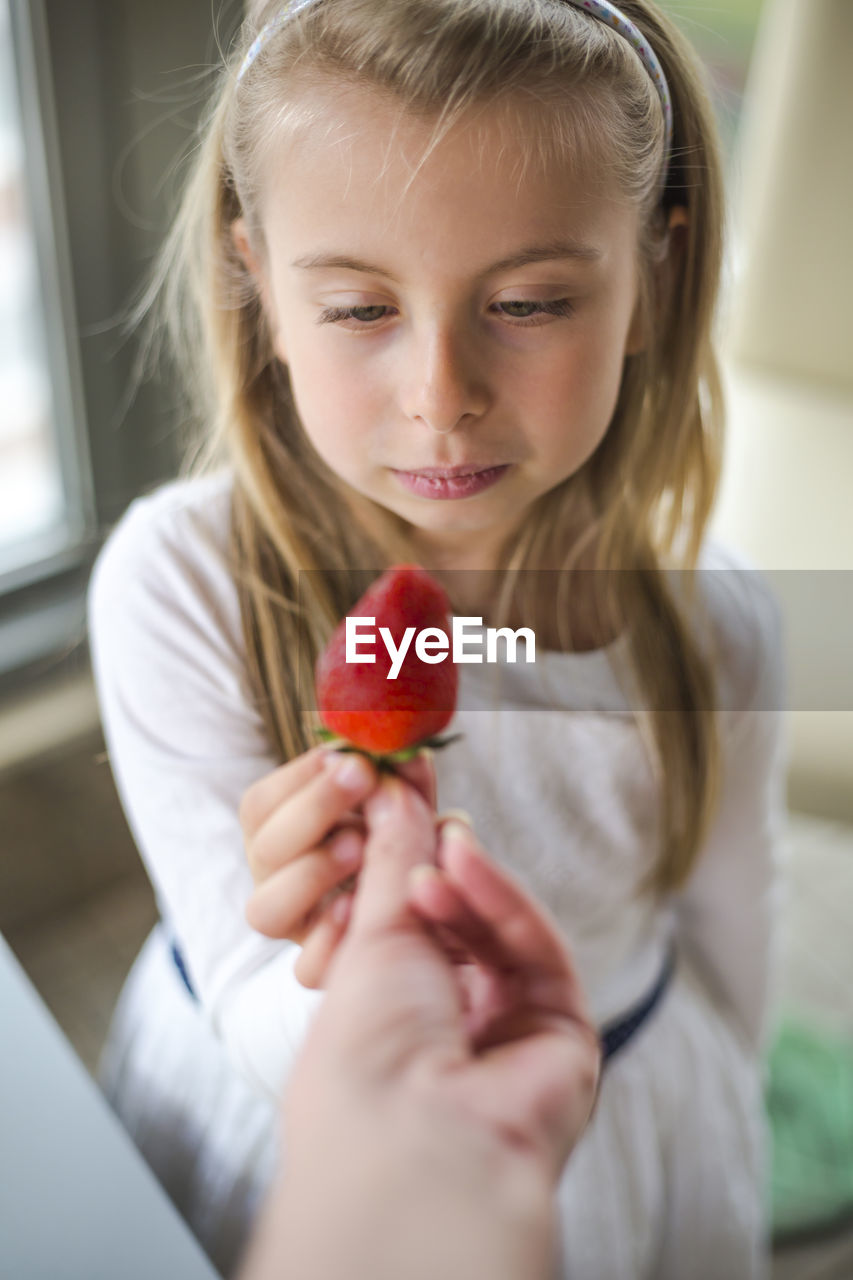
[314,564,459,763]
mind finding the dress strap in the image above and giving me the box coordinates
[600,946,676,1066]
[170,940,198,1001]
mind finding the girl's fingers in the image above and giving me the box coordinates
[239,746,328,838]
[294,892,354,989]
[245,828,364,938]
[247,751,377,880]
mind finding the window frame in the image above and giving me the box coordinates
[2,0,96,596]
[0,0,244,693]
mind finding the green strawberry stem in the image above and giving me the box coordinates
[313,726,462,773]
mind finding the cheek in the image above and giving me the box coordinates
[282,339,345,428]
[283,345,384,478]
[577,342,626,420]
[531,338,625,447]
[285,329,385,412]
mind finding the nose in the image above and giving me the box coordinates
[401,323,491,435]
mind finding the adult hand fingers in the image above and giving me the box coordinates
[393,752,437,809]
[245,827,363,938]
[408,873,523,1034]
[433,822,592,1024]
[408,862,493,954]
[409,848,600,1175]
[456,1019,601,1181]
[246,751,377,882]
[349,776,438,941]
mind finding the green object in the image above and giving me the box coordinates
[766,1017,853,1240]
[314,726,462,769]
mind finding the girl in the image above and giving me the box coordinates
[88,1,786,1277]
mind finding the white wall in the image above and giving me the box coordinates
[712,0,853,820]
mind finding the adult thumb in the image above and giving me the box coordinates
[393,751,437,810]
[349,776,437,939]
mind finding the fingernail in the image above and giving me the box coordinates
[409,863,441,889]
[368,777,403,821]
[326,753,373,793]
[438,808,474,829]
[330,829,362,867]
[440,819,477,846]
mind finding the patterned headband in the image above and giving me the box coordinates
[237,0,673,168]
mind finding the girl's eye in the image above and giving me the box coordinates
[317,304,393,326]
[317,298,575,328]
[493,299,575,324]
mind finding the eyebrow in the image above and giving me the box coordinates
[291,240,602,281]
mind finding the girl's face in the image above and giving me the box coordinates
[241,82,645,570]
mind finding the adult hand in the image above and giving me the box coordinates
[295,774,600,1181]
[241,775,600,1280]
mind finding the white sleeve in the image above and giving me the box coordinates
[87,487,323,1101]
[673,568,788,1055]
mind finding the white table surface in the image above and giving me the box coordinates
[0,933,222,1279]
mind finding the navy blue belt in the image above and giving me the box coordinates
[170,939,675,1061]
[599,947,675,1065]
[171,941,198,1001]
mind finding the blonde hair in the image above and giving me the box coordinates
[152,0,725,895]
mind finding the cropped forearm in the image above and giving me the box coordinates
[242,1111,557,1280]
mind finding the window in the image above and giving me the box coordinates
[0,0,92,590]
[0,1,244,688]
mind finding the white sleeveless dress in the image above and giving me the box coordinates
[89,470,786,1279]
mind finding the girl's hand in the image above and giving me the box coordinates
[240,746,377,935]
[239,747,436,986]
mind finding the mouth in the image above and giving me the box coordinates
[399,464,506,479]
[390,463,510,500]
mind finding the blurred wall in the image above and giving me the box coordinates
[715,0,853,821]
[730,0,853,394]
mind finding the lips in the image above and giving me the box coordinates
[395,464,505,478]
[391,464,510,500]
